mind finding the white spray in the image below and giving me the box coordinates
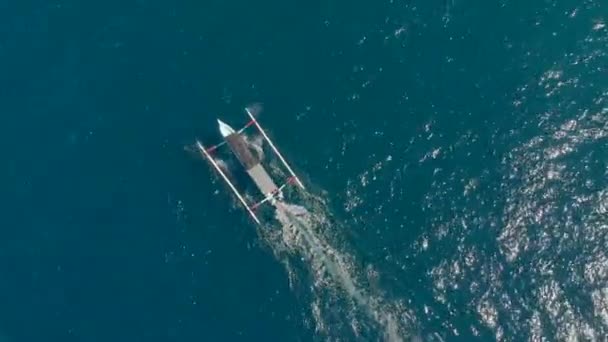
[273,201,407,342]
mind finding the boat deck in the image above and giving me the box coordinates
[226,133,259,169]
[246,164,279,196]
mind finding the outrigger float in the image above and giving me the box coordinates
[196,107,305,225]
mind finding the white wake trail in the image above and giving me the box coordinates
[273,201,407,342]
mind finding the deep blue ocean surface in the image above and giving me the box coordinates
[2,1,607,341]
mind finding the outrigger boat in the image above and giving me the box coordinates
[196,107,305,225]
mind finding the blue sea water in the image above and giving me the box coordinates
[1,1,607,341]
